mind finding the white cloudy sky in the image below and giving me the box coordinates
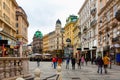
[16,0,85,44]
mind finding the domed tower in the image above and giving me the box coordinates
[55,19,62,34]
[56,19,61,27]
[33,30,43,54]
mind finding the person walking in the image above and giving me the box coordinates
[58,58,62,66]
[52,56,57,69]
[36,57,41,67]
[81,56,85,66]
[103,53,110,74]
[85,57,88,66]
[66,57,70,69]
[77,57,81,69]
[71,57,76,70]
[96,56,104,74]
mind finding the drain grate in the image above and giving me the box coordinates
[72,77,81,80]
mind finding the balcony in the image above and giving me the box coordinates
[112,36,120,43]
[111,22,118,28]
[91,8,96,16]
[0,57,31,80]
[78,32,81,36]
[83,28,87,32]
[90,19,97,27]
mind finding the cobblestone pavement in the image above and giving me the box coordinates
[29,61,120,80]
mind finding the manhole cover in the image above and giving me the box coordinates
[72,77,81,80]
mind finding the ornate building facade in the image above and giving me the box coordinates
[32,30,43,54]
[16,6,29,57]
[97,0,120,64]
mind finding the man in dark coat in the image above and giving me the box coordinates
[37,57,41,67]
[96,56,104,74]
[71,57,76,70]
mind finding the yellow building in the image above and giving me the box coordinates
[64,15,78,46]
[43,34,49,53]
[0,0,18,56]
[73,19,81,56]
[0,0,18,42]
[98,0,120,63]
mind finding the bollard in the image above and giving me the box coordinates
[56,66,62,80]
[34,68,41,80]
[16,77,25,80]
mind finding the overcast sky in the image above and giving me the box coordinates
[16,0,85,44]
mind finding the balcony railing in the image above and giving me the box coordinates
[90,19,97,27]
[0,57,30,80]
[91,8,96,15]
[112,36,120,43]
[83,28,87,32]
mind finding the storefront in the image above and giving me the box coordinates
[112,36,120,65]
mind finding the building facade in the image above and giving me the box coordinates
[32,30,43,54]
[43,34,49,53]
[16,6,29,57]
[48,19,64,56]
[0,0,18,57]
[78,0,98,60]
[73,19,81,57]
[97,0,120,64]
[64,15,78,57]
[78,0,91,59]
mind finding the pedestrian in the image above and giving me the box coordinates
[71,57,76,70]
[96,56,104,74]
[36,57,41,67]
[66,57,70,69]
[91,56,95,64]
[58,58,62,66]
[85,57,88,66]
[103,53,110,74]
[81,56,85,66]
[52,56,57,69]
[77,57,81,69]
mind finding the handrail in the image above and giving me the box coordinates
[42,74,56,80]
[0,57,30,80]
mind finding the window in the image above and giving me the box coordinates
[113,5,117,17]
[16,23,18,28]
[106,11,110,21]
[16,17,18,21]
[113,29,117,38]
[16,30,19,34]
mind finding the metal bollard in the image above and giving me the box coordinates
[34,68,41,80]
[56,66,62,80]
[16,77,25,80]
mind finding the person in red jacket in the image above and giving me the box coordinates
[52,56,57,69]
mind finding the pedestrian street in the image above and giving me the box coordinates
[29,61,120,80]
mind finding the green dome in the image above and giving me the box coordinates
[34,30,43,39]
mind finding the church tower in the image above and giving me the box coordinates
[55,19,61,34]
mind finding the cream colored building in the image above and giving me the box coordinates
[78,0,91,59]
[16,6,29,57]
[0,0,18,45]
[48,19,64,54]
[97,0,120,59]
[78,0,99,59]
